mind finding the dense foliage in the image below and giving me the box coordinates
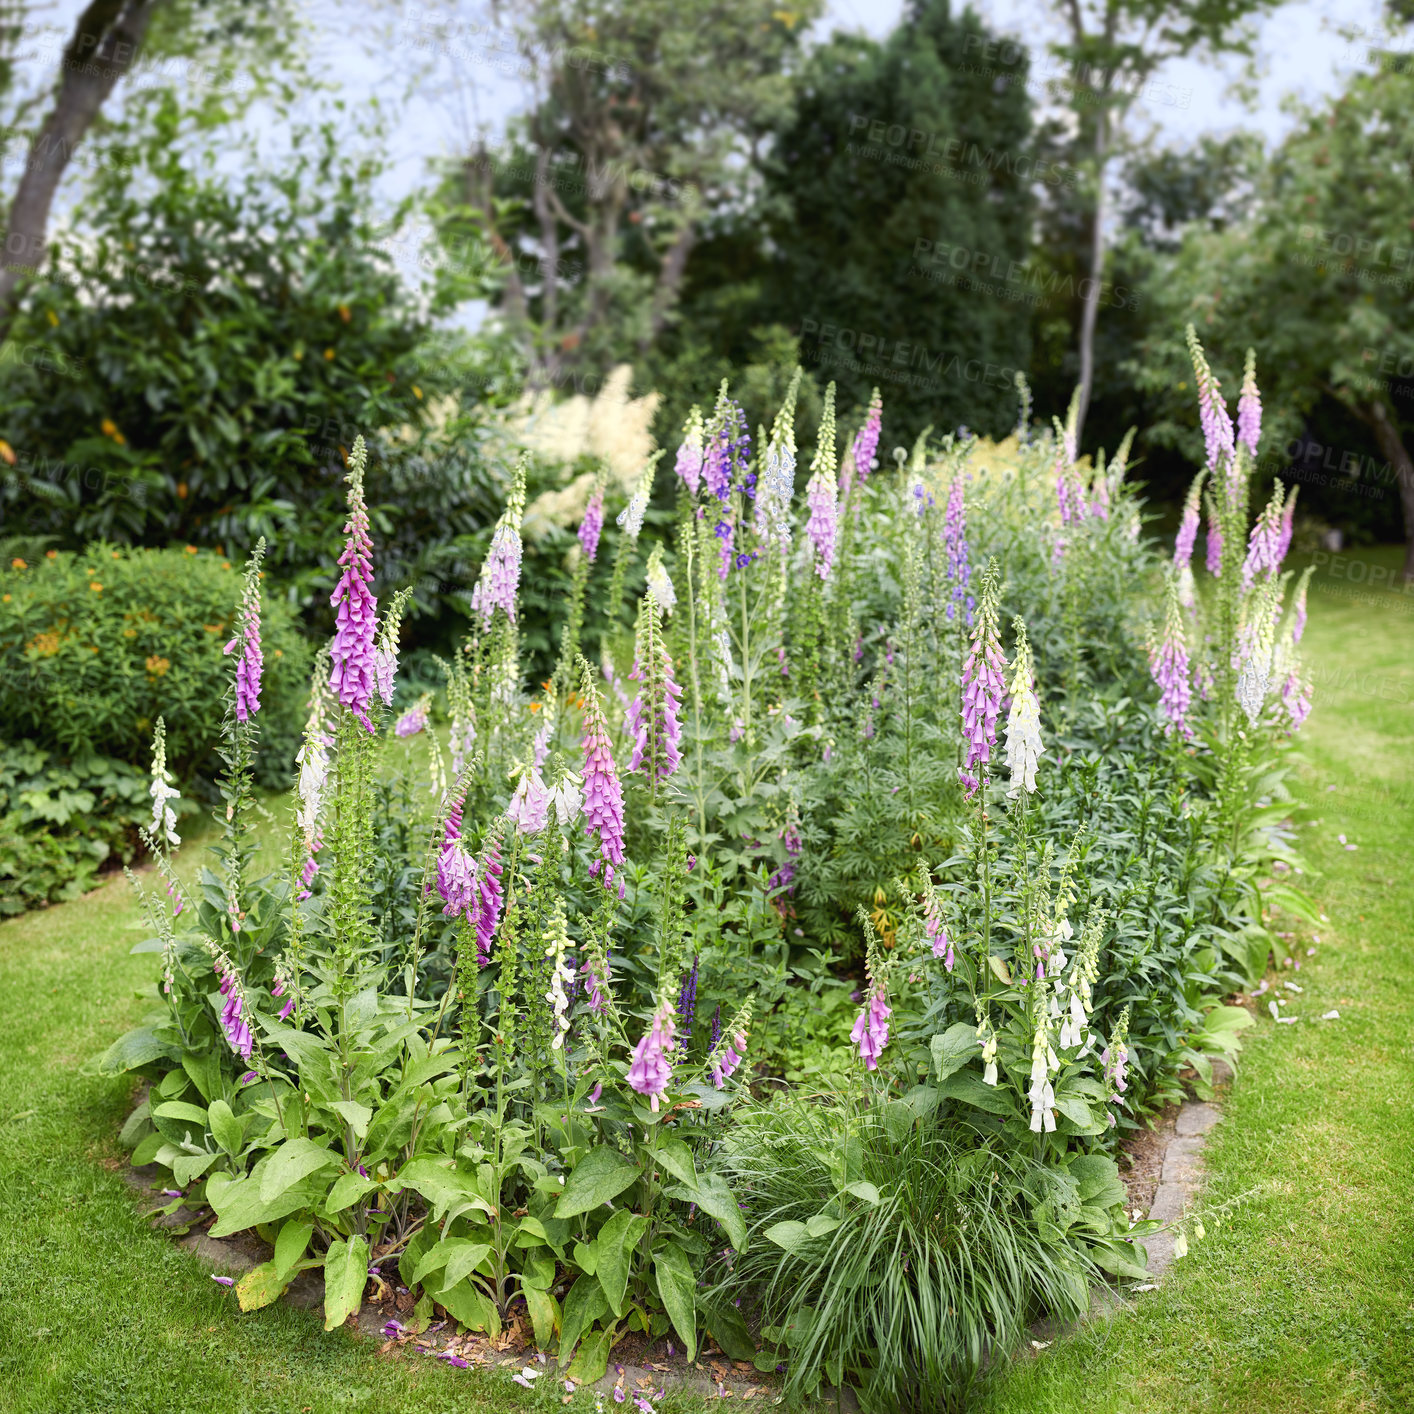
[102,343,1312,1407]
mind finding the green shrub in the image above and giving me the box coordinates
[0,742,155,914]
[0,544,309,786]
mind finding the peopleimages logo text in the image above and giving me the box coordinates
[911,239,1137,310]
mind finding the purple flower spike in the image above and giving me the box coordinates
[628,1003,675,1110]
[578,487,605,562]
[580,668,626,889]
[850,986,891,1070]
[329,440,378,730]
[1151,579,1193,740]
[1237,349,1262,455]
[959,561,1005,780]
[852,388,883,484]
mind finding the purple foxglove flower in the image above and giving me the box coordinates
[710,1031,746,1089]
[580,957,610,1014]
[212,1275,234,1287]
[677,955,699,1045]
[470,456,527,627]
[1151,575,1192,738]
[506,767,551,834]
[804,383,839,578]
[851,388,883,484]
[1281,671,1312,730]
[395,699,429,737]
[1237,349,1262,455]
[474,836,503,966]
[224,541,266,723]
[1187,327,1235,474]
[578,487,605,562]
[959,561,1005,780]
[1276,485,1297,565]
[1174,472,1205,571]
[942,474,973,625]
[329,441,378,730]
[627,1004,675,1109]
[675,407,705,495]
[1205,509,1223,576]
[580,671,626,888]
[850,987,891,1071]
[626,601,683,784]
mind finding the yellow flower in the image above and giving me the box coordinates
[324,347,335,361]
[2,594,10,603]
[176,482,188,499]
[11,557,25,569]
[100,418,126,445]
[90,581,103,592]
[185,545,198,555]
[412,385,423,400]
[46,309,59,327]
[145,655,170,677]
[0,439,15,466]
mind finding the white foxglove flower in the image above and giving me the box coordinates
[645,546,676,615]
[548,770,583,826]
[543,906,575,1050]
[1004,619,1043,799]
[149,718,181,848]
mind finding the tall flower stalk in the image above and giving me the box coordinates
[579,658,626,892]
[626,589,683,792]
[329,439,378,732]
[804,382,839,579]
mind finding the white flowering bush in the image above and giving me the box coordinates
[100,337,1312,1405]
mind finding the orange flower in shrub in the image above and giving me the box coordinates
[11,557,25,569]
[90,581,103,592]
[45,549,57,559]
[146,655,171,677]
[0,439,15,466]
[177,482,188,499]
[28,631,60,656]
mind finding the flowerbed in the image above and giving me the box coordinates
[102,335,1313,1410]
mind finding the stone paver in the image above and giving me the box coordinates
[1175,1101,1223,1137]
[1161,1135,1207,1184]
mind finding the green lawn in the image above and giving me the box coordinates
[1,549,1410,1414]
[983,547,1414,1414]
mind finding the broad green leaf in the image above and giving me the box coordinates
[938,1068,1017,1116]
[523,1285,560,1349]
[1068,1155,1126,1211]
[930,1022,980,1081]
[172,1151,218,1188]
[390,1158,494,1219]
[567,1327,612,1383]
[442,1240,492,1289]
[571,1239,598,1276]
[558,1275,608,1367]
[260,1139,339,1204]
[1053,1092,1106,1135]
[435,1276,500,1336]
[844,1181,881,1206]
[236,1260,287,1312]
[594,1209,649,1317]
[555,1146,641,1220]
[181,1052,223,1103]
[805,1214,841,1239]
[652,1242,697,1362]
[520,1250,556,1291]
[1092,1236,1151,1281]
[699,1296,755,1361]
[207,1099,243,1157]
[206,1173,314,1238]
[1202,1004,1256,1036]
[274,1219,314,1281]
[654,1137,697,1189]
[94,1027,179,1075]
[152,1101,208,1128]
[325,1172,377,1213]
[679,1172,747,1251]
[322,1235,369,1330]
[987,955,1012,985]
[329,1100,372,1139]
[764,1220,811,1255]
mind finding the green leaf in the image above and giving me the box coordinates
[260,1138,339,1204]
[434,1276,500,1336]
[571,1239,598,1276]
[987,954,1012,985]
[181,1052,223,1104]
[206,1172,318,1239]
[567,1327,612,1384]
[390,1158,494,1219]
[654,1137,697,1189]
[207,1099,244,1157]
[1053,1092,1107,1135]
[930,1022,980,1081]
[679,1171,747,1251]
[938,1068,1018,1116]
[844,1181,881,1205]
[322,1235,369,1331]
[94,1027,180,1075]
[236,1260,288,1312]
[172,1151,218,1188]
[1068,1155,1126,1211]
[1091,1235,1151,1281]
[764,1220,811,1255]
[523,1285,560,1350]
[700,1296,755,1361]
[442,1240,492,1290]
[274,1219,314,1281]
[652,1242,697,1362]
[594,1209,649,1318]
[152,1100,208,1128]
[555,1146,641,1220]
[329,1100,372,1139]
[558,1274,608,1367]
[805,1214,841,1239]
[325,1172,377,1214]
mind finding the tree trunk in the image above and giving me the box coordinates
[0,0,160,342]
[1363,399,1414,583]
[640,218,696,353]
[1072,105,1107,450]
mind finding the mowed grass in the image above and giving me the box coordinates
[2,548,1411,1414]
[982,545,1414,1414]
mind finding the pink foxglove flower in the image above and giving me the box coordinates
[224,539,266,723]
[850,986,891,1071]
[959,559,1005,791]
[851,387,883,484]
[674,405,705,495]
[1186,325,1235,476]
[471,457,527,627]
[214,961,253,1060]
[1237,348,1262,456]
[626,591,683,784]
[1205,508,1223,576]
[709,1029,748,1089]
[395,696,430,737]
[1027,993,1058,1134]
[627,1003,675,1109]
[1150,575,1192,739]
[1281,671,1312,730]
[942,474,973,624]
[473,834,504,966]
[1241,482,1287,588]
[580,956,610,1014]
[804,383,839,578]
[579,485,605,562]
[507,766,551,834]
[329,440,379,730]
[580,666,626,889]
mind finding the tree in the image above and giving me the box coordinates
[1128,55,1414,577]
[746,0,1038,441]
[1039,0,1278,447]
[0,0,295,341]
[435,0,821,392]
